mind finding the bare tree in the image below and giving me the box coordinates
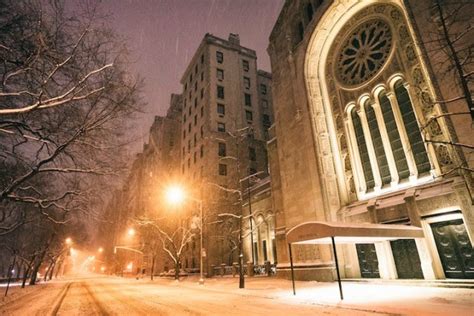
[0,0,143,234]
[136,214,196,280]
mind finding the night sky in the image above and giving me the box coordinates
[100,0,284,147]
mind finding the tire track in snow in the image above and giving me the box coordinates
[49,282,72,315]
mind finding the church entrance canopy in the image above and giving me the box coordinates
[286,221,424,300]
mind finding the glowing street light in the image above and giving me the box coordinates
[127,228,135,237]
[165,185,185,205]
[65,237,72,245]
[98,247,104,253]
[165,185,204,285]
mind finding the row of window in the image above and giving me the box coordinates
[348,80,430,193]
[216,51,251,74]
[217,142,257,161]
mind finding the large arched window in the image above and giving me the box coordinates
[347,79,432,196]
[351,108,375,191]
[379,90,410,180]
[394,81,430,175]
[364,100,391,186]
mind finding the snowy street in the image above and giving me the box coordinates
[0,275,472,315]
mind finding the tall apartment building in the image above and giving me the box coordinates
[99,94,182,275]
[179,33,273,272]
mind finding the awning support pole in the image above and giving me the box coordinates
[331,236,343,300]
[288,243,296,295]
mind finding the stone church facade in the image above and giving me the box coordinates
[268,0,473,281]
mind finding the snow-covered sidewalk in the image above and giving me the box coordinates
[152,275,473,315]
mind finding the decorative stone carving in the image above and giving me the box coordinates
[344,154,352,171]
[437,145,453,165]
[398,25,409,42]
[428,119,442,136]
[412,67,424,85]
[406,45,416,63]
[390,9,402,22]
[336,19,393,86]
[335,114,344,132]
[340,133,347,151]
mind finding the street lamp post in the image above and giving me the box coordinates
[198,199,204,285]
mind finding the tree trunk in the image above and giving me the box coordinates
[21,266,30,288]
[29,262,41,285]
[21,256,35,288]
[55,260,62,278]
[48,261,56,280]
[175,259,180,280]
[150,255,155,281]
[30,234,55,285]
[44,260,53,282]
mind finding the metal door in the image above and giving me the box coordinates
[356,243,380,278]
[431,219,474,279]
[390,239,424,279]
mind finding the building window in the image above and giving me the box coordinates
[200,88,204,99]
[245,93,252,106]
[218,164,227,176]
[261,100,268,109]
[217,122,226,132]
[217,103,225,115]
[364,100,391,186]
[184,83,187,91]
[183,130,186,139]
[194,152,197,163]
[200,125,204,138]
[188,158,191,168]
[216,51,223,63]
[188,122,191,133]
[217,85,224,99]
[379,91,409,180]
[183,114,187,123]
[296,21,304,44]
[195,64,198,74]
[244,77,250,89]
[201,54,204,64]
[351,108,375,191]
[249,147,256,161]
[200,106,204,117]
[217,68,224,81]
[201,72,204,81]
[187,140,191,153]
[218,142,226,157]
[245,110,253,122]
[263,114,271,128]
[194,115,197,126]
[306,3,314,22]
[242,60,249,72]
[200,145,204,158]
[194,81,197,91]
[260,84,267,95]
[394,82,430,174]
[193,133,197,146]
[188,106,191,116]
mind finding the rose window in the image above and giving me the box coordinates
[336,19,392,86]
